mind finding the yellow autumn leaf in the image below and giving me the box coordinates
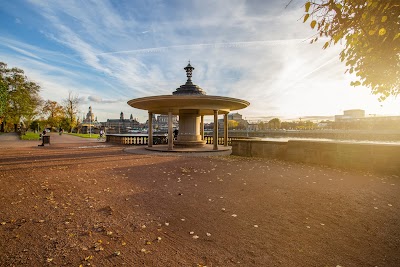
[351,81,361,87]
[84,255,94,261]
[378,28,386,36]
[362,13,367,20]
[303,14,310,23]
[368,29,376,35]
[310,20,317,29]
[370,16,375,24]
[305,2,311,12]
[381,16,387,22]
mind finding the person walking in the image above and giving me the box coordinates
[173,128,179,140]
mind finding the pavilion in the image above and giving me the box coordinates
[127,62,249,151]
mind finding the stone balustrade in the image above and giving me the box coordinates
[106,134,166,145]
[106,134,255,146]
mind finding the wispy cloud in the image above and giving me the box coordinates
[6,45,42,60]
[0,0,397,122]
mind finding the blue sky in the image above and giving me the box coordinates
[1,0,398,123]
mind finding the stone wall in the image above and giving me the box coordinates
[232,139,400,175]
[232,140,287,159]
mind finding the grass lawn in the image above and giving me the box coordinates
[67,133,100,139]
[20,132,40,140]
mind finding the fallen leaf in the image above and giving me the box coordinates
[84,255,94,261]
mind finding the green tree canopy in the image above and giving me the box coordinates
[43,100,65,129]
[268,118,281,129]
[0,79,7,120]
[0,62,42,131]
[304,0,400,100]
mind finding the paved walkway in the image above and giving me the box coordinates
[0,133,231,157]
[0,132,100,148]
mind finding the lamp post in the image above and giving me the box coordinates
[246,118,249,137]
[89,114,92,137]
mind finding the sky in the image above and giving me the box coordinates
[0,0,399,123]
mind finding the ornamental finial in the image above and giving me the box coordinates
[184,61,194,82]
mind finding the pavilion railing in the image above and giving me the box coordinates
[106,134,256,145]
[106,135,167,145]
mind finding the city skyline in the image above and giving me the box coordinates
[1,0,399,123]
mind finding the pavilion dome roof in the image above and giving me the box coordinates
[172,61,206,95]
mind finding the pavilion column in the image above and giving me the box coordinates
[200,115,204,140]
[148,111,153,147]
[168,111,173,150]
[224,113,228,146]
[213,110,218,150]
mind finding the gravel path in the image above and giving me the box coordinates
[0,136,399,266]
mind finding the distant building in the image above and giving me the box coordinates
[227,112,248,130]
[228,112,243,121]
[155,114,178,125]
[335,109,365,121]
[101,112,140,133]
[334,109,400,130]
[344,109,365,118]
[83,106,96,123]
[146,114,179,132]
[248,122,259,131]
[78,106,101,133]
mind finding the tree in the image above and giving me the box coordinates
[63,91,80,132]
[0,79,7,129]
[258,121,267,131]
[228,120,239,129]
[304,0,400,100]
[43,100,65,129]
[268,118,281,129]
[0,62,42,132]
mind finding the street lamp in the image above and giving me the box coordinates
[89,115,92,137]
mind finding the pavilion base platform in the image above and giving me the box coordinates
[146,144,230,153]
[173,140,207,148]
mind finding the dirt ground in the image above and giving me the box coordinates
[0,135,399,267]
